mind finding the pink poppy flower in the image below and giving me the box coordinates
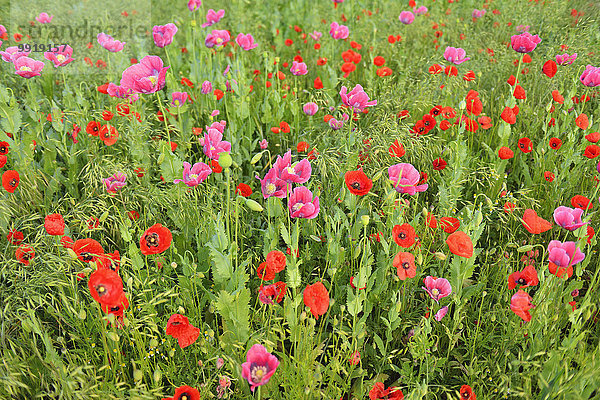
[272,150,292,175]
[303,102,319,116]
[202,9,225,28]
[201,80,213,94]
[329,22,349,40]
[399,11,415,25]
[152,23,178,48]
[339,84,377,112]
[510,290,533,322]
[103,172,127,193]
[280,159,312,184]
[289,186,320,219]
[434,306,448,321]
[187,0,202,11]
[555,53,577,65]
[203,127,231,160]
[171,91,190,106]
[580,65,600,87]
[107,83,139,102]
[119,55,169,94]
[553,206,587,231]
[329,118,343,130]
[97,32,125,52]
[1,46,30,63]
[236,33,258,51]
[510,32,541,53]
[44,45,74,67]
[241,344,279,392]
[516,25,530,32]
[290,61,308,76]
[13,56,44,78]
[414,6,428,15]
[35,12,53,24]
[173,161,211,186]
[388,163,428,195]
[260,139,268,149]
[444,46,470,65]
[472,9,486,18]
[309,31,322,41]
[205,29,230,48]
[548,240,585,278]
[422,276,452,303]
[257,168,287,199]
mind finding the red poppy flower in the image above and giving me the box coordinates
[500,107,516,124]
[422,114,437,131]
[542,60,557,78]
[507,75,518,86]
[165,314,201,349]
[576,113,589,130]
[73,238,105,263]
[2,170,19,193]
[394,251,416,280]
[429,64,443,74]
[341,62,356,77]
[373,56,385,66]
[586,225,595,244]
[388,140,405,157]
[279,121,290,133]
[86,121,102,136]
[463,70,476,81]
[317,57,327,65]
[465,94,482,116]
[439,217,460,233]
[432,158,447,171]
[7,229,24,245]
[376,67,393,77]
[446,231,473,258]
[297,141,309,152]
[552,90,564,104]
[397,110,410,120]
[86,216,100,230]
[459,385,476,400]
[60,236,74,249]
[544,171,555,182]
[210,159,222,173]
[16,244,35,266]
[163,385,201,400]
[0,155,6,168]
[97,83,109,94]
[521,209,552,234]
[517,137,533,153]
[44,213,65,236]
[214,89,224,100]
[508,265,539,290]
[88,268,124,306]
[236,183,252,197]
[571,195,592,210]
[511,290,534,322]
[549,138,562,150]
[585,132,600,143]
[102,110,114,121]
[392,224,416,248]
[504,202,516,213]
[140,224,172,255]
[99,125,119,146]
[513,85,526,99]
[369,382,404,400]
[314,77,323,89]
[101,293,129,316]
[257,261,276,280]
[0,141,9,155]
[584,145,600,159]
[344,169,373,196]
[444,65,458,76]
[426,212,438,229]
[303,282,329,319]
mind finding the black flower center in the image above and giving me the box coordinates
[95,284,107,297]
[81,252,94,262]
[9,178,17,187]
[0,145,6,153]
[177,394,190,400]
[351,182,361,189]
[398,232,406,240]
[517,277,526,285]
[110,305,121,312]
[402,261,410,270]
[21,253,30,261]
[424,120,431,127]
[462,392,470,399]
[418,126,426,133]
[145,232,160,247]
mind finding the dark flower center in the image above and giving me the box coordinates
[95,284,107,297]
[81,252,94,262]
[402,261,410,270]
[145,232,160,247]
[398,232,406,240]
[0,145,6,153]
[110,305,121,312]
[21,253,30,261]
[517,277,526,285]
[424,119,431,127]
[551,142,557,147]
[519,142,525,148]
[417,126,425,133]
[177,393,190,400]
[351,182,361,189]
[462,391,470,399]
[9,178,17,187]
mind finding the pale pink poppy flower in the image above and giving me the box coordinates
[201,80,213,94]
[260,139,268,149]
[510,32,541,53]
[414,6,428,15]
[553,206,586,231]
[422,276,452,303]
[153,23,178,48]
[555,53,577,65]
[202,9,225,28]
[241,344,279,392]
[1,46,30,63]
[444,46,470,65]
[203,127,231,160]
[97,32,125,52]
[290,61,308,75]
[309,31,322,41]
[289,186,320,219]
[434,306,448,321]
[104,172,127,193]
[329,22,349,40]
[257,168,287,199]
[280,159,312,184]
[171,92,190,107]
[13,56,44,78]
[399,11,415,25]
[188,0,202,11]
[580,65,600,87]
[205,29,230,48]
[303,102,319,116]
[236,33,258,50]
[119,55,169,94]
[44,45,74,67]
[173,162,211,186]
[388,163,427,195]
[36,12,53,24]
[340,84,377,112]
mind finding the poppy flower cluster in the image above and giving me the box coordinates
[165,314,201,349]
[86,121,119,146]
[257,250,287,280]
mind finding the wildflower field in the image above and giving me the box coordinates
[1,0,600,398]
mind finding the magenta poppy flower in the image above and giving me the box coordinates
[516,25,530,32]
[329,118,343,130]
[202,9,225,28]
[472,9,486,18]
[339,84,377,112]
[171,91,190,106]
[399,11,415,25]
[203,127,231,160]
[205,29,230,48]
[280,159,312,184]
[329,22,349,40]
[388,163,428,195]
[434,306,448,321]
[187,0,202,11]
[548,240,585,269]
[152,23,178,48]
[290,61,308,76]
[120,55,169,94]
[580,65,600,87]
[444,46,470,65]
[556,53,577,65]
[303,102,319,116]
[236,33,258,51]
[44,45,74,67]
[553,206,587,231]
[260,139,268,149]
[1,46,30,63]
[272,150,292,175]
[200,80,212,94]
[97,32,125,52]
[241,344,279,392]
[257,168,287,199]
[13,56,44,78]
[36,12,53,24]
[510,32,541,53]
[289,186,320,219]
[0,24,6,37]
[104,172,127,193]
[414,6,428,15]
[309,31,322,41]
[422,276,452,303]
[174,162,211,186]
[107,83,139,102]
